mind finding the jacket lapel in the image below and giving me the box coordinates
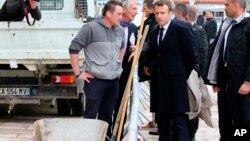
[153,26,160,48]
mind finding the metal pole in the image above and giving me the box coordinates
[127,64,140,141]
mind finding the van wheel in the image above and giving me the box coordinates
[56,99,70,116]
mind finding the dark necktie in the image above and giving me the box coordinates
[159,28,164,47]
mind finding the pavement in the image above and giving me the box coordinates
[0,82,220,141]
[0,118,34,141]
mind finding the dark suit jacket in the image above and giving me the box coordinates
[225,17,250,123]
[138,14,157,82]
[173,17,200,74]
[205,17,250,124]
[203,18,217,43]
[196,14,205,26]
[192,23,208,79]
[143,13,157,41]
[119,23,138,94]
[144,21,195,113]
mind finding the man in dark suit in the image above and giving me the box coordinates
[138,0,157,83]
[113,0,138,136]
[203,10,217,44]
[173,3,200,75]
[172,3,204,141]
[196,10,205,27]
[205,0,250,140]
[143,0,195,140]
[186,6,208,80]
[187,5,209,141]
[139,0,158,131]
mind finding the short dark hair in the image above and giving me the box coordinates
[175,3,187,17]
[154,0,175,11]
[206,10,214,16]
[102,0,122,16]
[143,0,154,9]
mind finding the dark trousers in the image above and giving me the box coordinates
[83,78,118,138]
[113,75,128,126]
[188,117,199,140]
[113,67,131,137]
[216,65,233,141]
[157,113,189,141]
[217,87,232,141]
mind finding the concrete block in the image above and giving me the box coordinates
[33,118,108,141]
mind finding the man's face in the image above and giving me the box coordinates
[205,11,213,19]
[142,3,153,17]
[109,6,124,26]
[154,5,171,27]
[123,1,138,21]
[225,0,236,17]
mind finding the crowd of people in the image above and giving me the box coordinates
[2,0,249,141]
[69,0,250,141]
[0,0,250,141]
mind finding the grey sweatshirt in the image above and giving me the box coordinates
[69,18,125,80]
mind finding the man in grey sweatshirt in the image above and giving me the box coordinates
[69,1,125,139]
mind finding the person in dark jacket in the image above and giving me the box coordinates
[138,0,157,83]
[175,3,208,141]
[141,0,157,41]
[143,0,195,140]
[203,10,217,44]
[187,6,208,80]
[113,0,138,137]
[196,10,205,27]
[205,0,250,140]
[0,0,41,21]
[69,1,124,140]
[139,0,158,129]
[186,5,209,141]
[174,3,200,76]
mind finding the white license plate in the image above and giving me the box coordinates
[0,88,30,95]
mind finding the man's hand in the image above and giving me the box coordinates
[128,45,136,62]
[238,82,250,95]
[212,86,220,93]
[128,52,135,62]
[78,72,94,83]
[130,44,136,52]
[143,66,151,76]
[28,0,37,9]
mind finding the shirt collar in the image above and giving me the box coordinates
[120,20,131,27]
[160,20,171,30]
[233,12,250,24]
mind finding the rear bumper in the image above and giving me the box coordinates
[0,85,78,104]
